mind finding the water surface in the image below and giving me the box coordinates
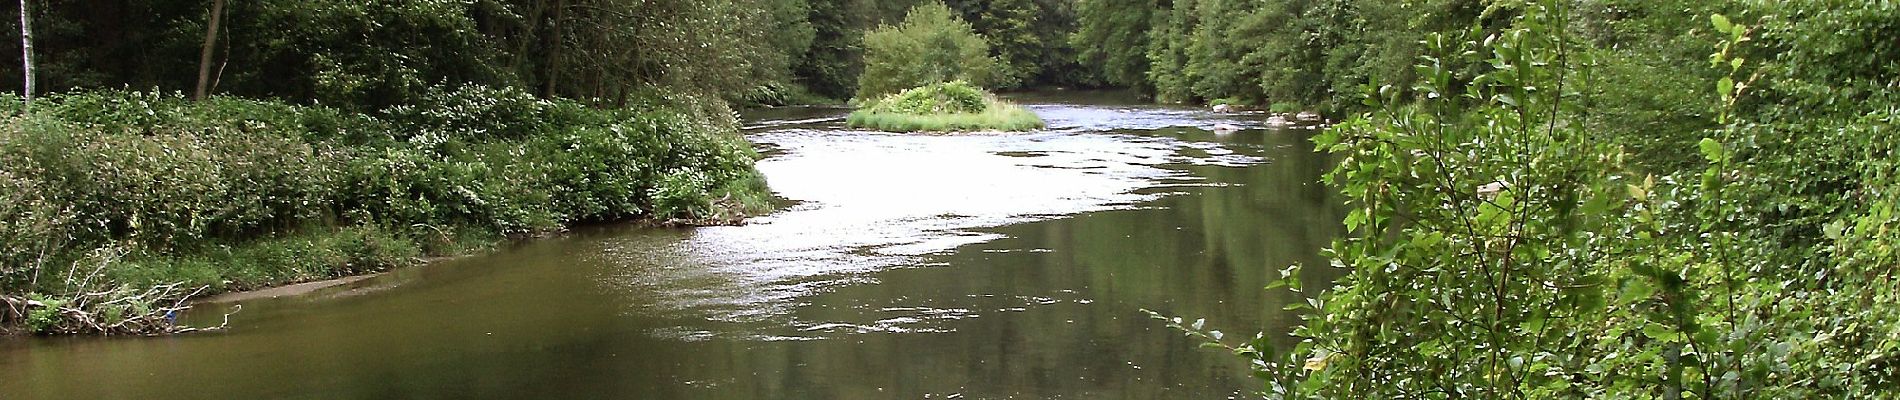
[0,91,1341,399]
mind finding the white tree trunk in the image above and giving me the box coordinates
[19,0,33,105]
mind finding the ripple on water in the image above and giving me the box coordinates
[600,104,1275,340]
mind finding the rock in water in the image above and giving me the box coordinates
[1212,123,1242,133]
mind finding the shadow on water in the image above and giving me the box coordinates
[0,90,1343,399]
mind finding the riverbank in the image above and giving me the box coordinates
[0,87,774,335]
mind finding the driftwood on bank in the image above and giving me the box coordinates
[2,249,239,336]
[0,283,229,336]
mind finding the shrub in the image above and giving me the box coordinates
[0,86,775,334]
[1156,4,1900,397]
[866,81,990,115]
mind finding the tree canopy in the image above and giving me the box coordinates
[855,2,1002,100]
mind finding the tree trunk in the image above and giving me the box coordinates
[19,0,34,105]
[543,0,566,98]
[511,0,547,84]
[194,0,226,101]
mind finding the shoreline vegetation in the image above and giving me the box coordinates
[846,81,1044,132]
[0,87,772,335]
[1126,0,1899,397]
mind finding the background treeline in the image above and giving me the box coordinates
[0,0,1098,106]
[1,0,814,107]
[1073,0,1708,113]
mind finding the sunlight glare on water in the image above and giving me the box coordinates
[605,104,1269,338]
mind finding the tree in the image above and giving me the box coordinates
[1073,0,1153,89]
[17,0,31,105]
[855,1,1000,100]
[794,0,872,99]
[193,0,223,100]
[965,0,1036,88]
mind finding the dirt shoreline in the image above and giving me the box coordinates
[193,274,385,304]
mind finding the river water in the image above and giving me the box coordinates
[0,91,1342,399]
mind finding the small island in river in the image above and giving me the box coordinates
[846,81,1044,133]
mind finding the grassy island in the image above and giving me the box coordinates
[846,81,1044,133]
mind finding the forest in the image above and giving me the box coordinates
[3,0,1898,397]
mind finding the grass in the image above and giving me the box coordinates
[846,98,1045,132]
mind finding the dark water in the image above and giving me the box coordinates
[0,91,1342,399]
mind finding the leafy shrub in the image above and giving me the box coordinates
[1156,3,1900,398]
[866,81,990,115]
[1,87,774,334]
[380,85,609,144]
[0,152,68,285]
[856,2,1004,100]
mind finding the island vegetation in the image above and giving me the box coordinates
[847,81,1042,132]
[845,3,1043,132]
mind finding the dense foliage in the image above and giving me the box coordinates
[3,0,1095,105]
[1074,0,1504,111]
[847,81,1043,132]
[866,80,990,115]
[855,2,1004,101]
[0,88,769,334]
[1150,0,1899,397]
[0,0,817,106]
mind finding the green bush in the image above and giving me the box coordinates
[0,87,775,334]
[865,81,990,115]
[1153,3,1900,398]
[856,2,1004,100]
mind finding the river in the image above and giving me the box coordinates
[0,90,1342,399]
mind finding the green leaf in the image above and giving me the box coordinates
[1642,323,1681,342]
[1625,278,1657,300]
[1699,137,1724,162]
[1711,14,1733,34]
[1718,77,1735,98]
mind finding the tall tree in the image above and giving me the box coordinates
[856,1,1000,99]
[543,0,566,98]
[193,0,224,100]
[17,0,31,104]
[1073,0,1152,90]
